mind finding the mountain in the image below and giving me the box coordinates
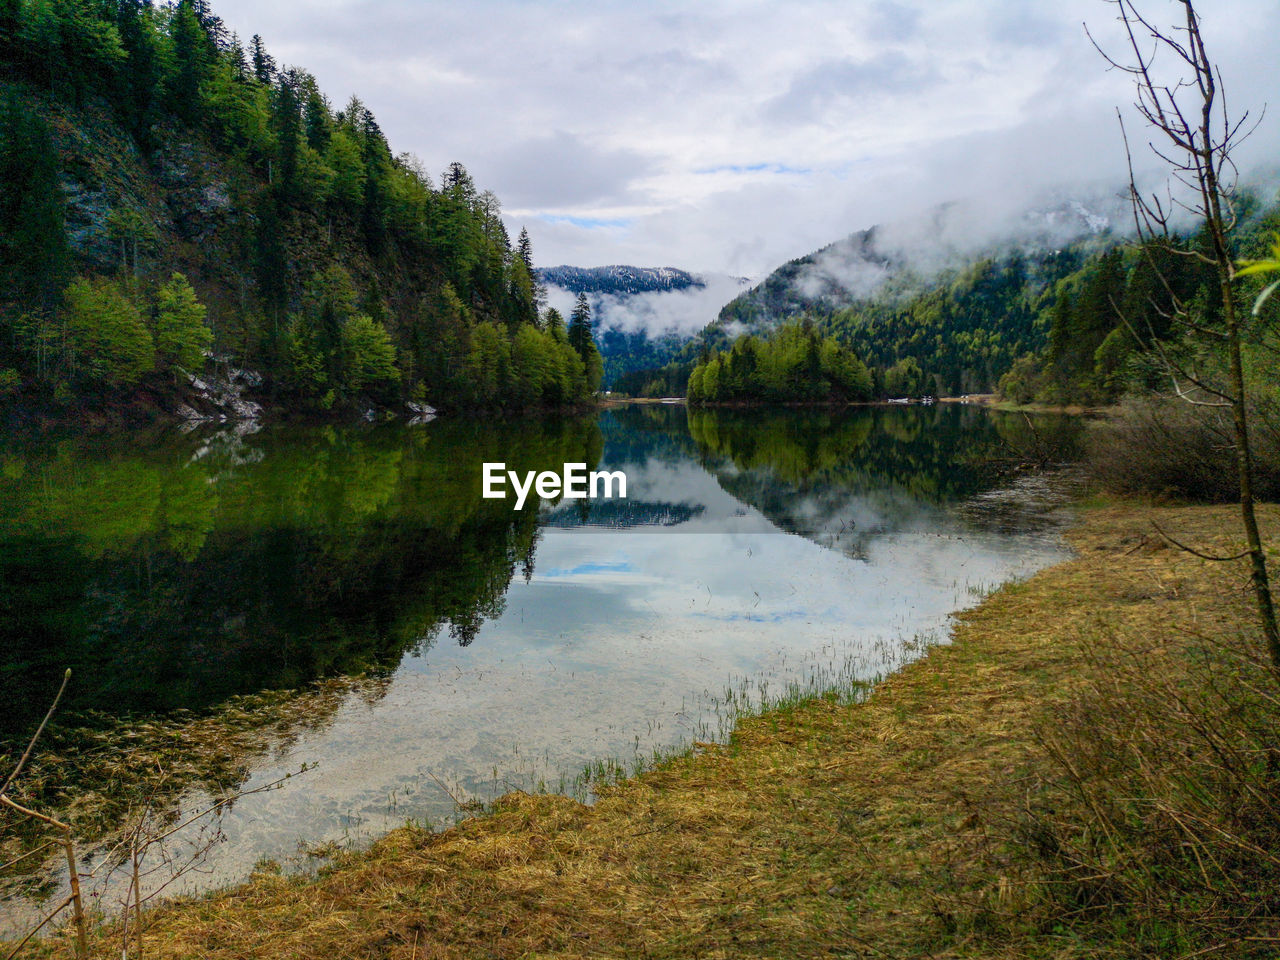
[682,191,1138,395]
[681,183,1279,401]
[539,265,751,388]
[539,265,706,296]
[0,0,600,420]
[715,195,1126,335]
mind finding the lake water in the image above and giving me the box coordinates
[0,404,1081,931]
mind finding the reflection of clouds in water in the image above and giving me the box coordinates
[541,559,637,578]
[40,412,1077,915]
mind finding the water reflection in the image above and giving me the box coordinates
[0,418,604,734]
[1,405,1079,926]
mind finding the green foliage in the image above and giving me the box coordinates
[688,320,872,404]
[446,312,594,410]
[1237,232,1280,316]
[995,218,1262,405]
[154,272,212,371]
[166,0,213,124]
[819,253,1073,397]
[61,276,155,386]
[0,0,565,414]
[342,313,399,398]
[996,354,1041,405]
[0,93,68,305]
[12,0,126,103]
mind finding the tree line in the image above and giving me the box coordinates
[997,199,1279,406]
[687,320,873,404]
[0,0,601,412]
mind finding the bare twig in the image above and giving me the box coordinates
[0,669,71,799]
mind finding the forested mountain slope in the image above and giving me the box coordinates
[704,197,1124,395]
[539,265,703,297]
[0,0,600,419]
[685,187,1279,401]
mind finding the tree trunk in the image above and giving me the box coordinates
[1222,286,1280,670]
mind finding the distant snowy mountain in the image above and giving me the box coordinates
[538,265,752,386]
[539,265,708,297]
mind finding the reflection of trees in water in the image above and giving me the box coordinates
[688,406,1082,497]
[0,417,604,884]
[598,403,702,469]
[685,405,1083,558]
[543,499,705,528]
[0,417,603,740]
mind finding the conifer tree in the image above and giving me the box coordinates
[168,0,212,123]
[0,97,69,306]
[115,0,162,142]
[516,227,534,272]
[568,292,593,359]
[155,272,213,371]
[249,34,275,84]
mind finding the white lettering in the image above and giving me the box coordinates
[482,463,506,499]
[510,469,536,511]
[535,470,561,499]
[590,470,627,499]
[563,462,587,498]
[482,463,628,509]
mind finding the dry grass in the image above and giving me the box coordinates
[15,501,1279,960]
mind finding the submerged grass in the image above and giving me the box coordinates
[0,676,391,900]
[12,501,1279,959]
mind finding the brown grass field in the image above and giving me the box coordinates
[18,501,1280,959]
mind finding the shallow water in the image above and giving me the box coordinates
[0,404,1081,931]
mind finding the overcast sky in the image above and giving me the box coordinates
[210,0,1280,277]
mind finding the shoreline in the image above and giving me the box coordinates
[16,497,1274,958]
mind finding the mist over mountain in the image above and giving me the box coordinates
[715,186,1131,334]
[539,266,751,387]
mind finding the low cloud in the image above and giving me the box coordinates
[546,274,752,339]
[764,54,939,126]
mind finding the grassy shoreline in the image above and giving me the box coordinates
[20,499,1279,959]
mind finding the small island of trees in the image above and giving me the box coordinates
[687,320,873,405]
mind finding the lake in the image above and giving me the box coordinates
[0,403,1081,930]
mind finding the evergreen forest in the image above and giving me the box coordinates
[0,0,602,416]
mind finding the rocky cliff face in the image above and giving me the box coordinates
[178,359,264,423]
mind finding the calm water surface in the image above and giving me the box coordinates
[0,404,1081,928]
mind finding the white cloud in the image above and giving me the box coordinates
[546,274,752,337]
[210,0,1280,276]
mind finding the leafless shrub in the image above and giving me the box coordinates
[1087,395,1280,502]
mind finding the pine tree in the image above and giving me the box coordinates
[250,33,275,84]
[442,162,476,204]
[155,272,213,371]
[516,227,534,272]
[115,0,161,137]
[270,69,303,200]
[0,96,69,307]
[168,0,212,123]
[0,0,18,61]
[568,292,592,359]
